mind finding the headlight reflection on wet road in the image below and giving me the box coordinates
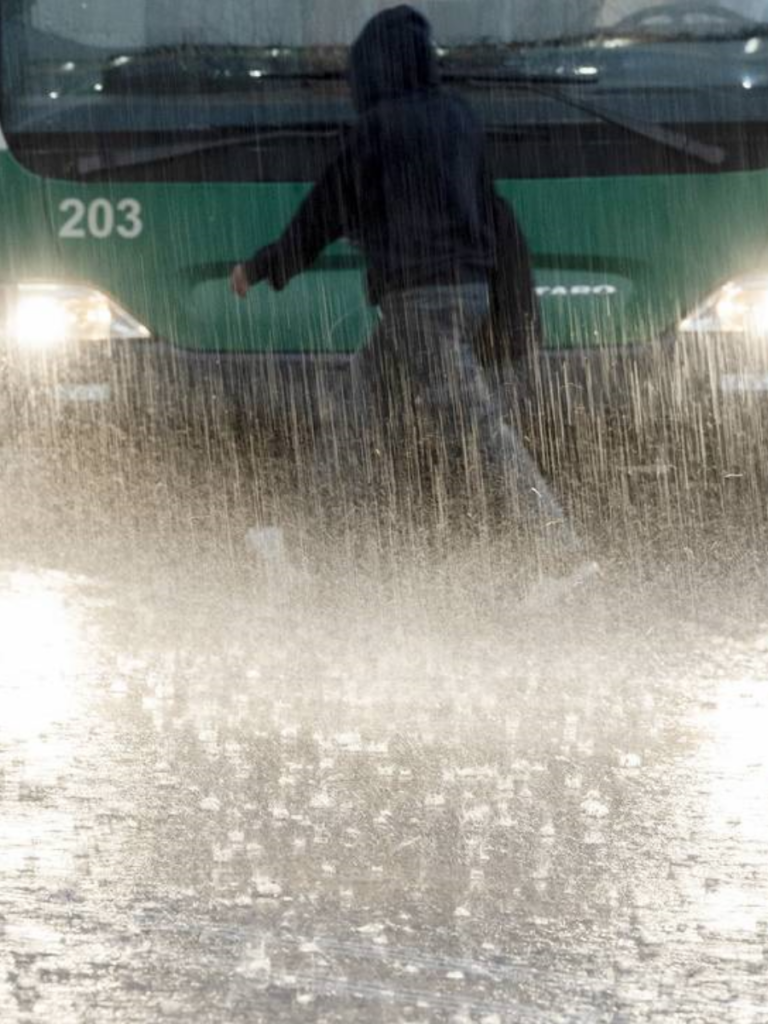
[693,671,768,940]
[706,674,768,846]
[0,570,85,739]
[0,571,87,881]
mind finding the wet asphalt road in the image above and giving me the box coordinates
[1,438,768,1023]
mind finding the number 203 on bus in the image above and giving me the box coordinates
[58,198,144,240]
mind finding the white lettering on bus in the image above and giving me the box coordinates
[59,198,144,240]
[535,285,618,297]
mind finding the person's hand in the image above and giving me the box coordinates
[230,263,250,299]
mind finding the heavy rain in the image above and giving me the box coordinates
[2,2,768,1023]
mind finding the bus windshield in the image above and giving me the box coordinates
[3,1,768,179]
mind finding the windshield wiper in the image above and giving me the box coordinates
[77,63,723,176]
[452,71,725,167]
[77,123,347,177]
[511,22,768,46]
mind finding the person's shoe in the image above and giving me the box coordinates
[521,559,602,611]
[245,526,286,563]
[245,526,308,591]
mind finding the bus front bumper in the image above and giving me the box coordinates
[1,335,354,436]
[4,325,768,440]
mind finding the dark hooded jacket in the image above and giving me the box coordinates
[243,4,541,361]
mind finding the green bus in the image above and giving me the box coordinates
[3,0,768,434]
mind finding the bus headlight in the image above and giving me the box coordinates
[1,283,151,352]
[680,275,768,337]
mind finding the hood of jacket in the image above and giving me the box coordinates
[349,5,440,113]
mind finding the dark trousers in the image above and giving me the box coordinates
[314,283,581,555]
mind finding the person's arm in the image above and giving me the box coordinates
[232,137,363,296]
